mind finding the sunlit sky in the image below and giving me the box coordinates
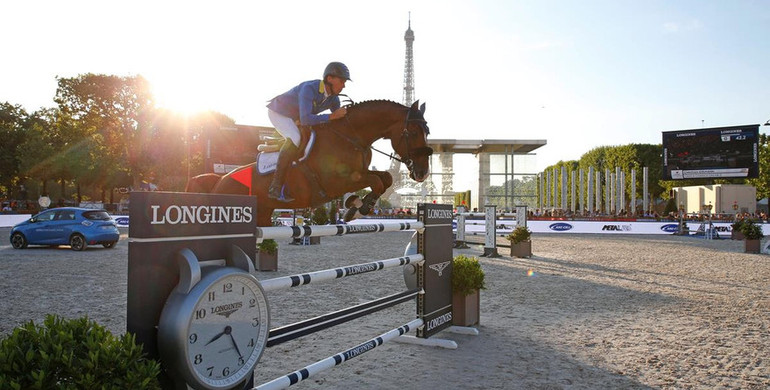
[2,0,769,173]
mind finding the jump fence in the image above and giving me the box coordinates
[253,203,455,389]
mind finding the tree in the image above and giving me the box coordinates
[0,102,27,197]
[543,144,666,213]
[746,133,769,200]
[16,108,62,197]
[54,74,156,191]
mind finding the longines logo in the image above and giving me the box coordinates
[150,205,253,225]
[344,340,376,360]
[429,261,450,277]
[427,209,454,220]
[426,312,452,331]
[212,302,243,318]
[346,224,378,233]
[344,263,378,275]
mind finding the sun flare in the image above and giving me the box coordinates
[150,76,214,116]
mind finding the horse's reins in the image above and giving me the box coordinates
[332,107,431,171]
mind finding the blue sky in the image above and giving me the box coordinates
[2,0,769,172]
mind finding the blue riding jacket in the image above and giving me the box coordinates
[266,80,341,126]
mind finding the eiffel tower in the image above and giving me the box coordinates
[383,14,424,208]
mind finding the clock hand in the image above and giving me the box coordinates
[205,328,227,346]
[228,333,243,358]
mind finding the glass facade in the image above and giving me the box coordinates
[480,152,539,212]
[396,149,539,212]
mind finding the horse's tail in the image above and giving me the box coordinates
[185,173,222,193]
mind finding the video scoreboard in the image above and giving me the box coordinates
[662,124,759,180]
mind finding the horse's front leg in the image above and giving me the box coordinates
[358,170,392,215]
[343,170,392,222]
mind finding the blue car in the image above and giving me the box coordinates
[10,207,120,251]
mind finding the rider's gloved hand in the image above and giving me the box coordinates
[329,107,347,120]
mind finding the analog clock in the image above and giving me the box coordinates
[159,249,270,390]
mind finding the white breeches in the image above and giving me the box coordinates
[268,109,300,146]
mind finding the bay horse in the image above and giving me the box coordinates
[185,100,433,227]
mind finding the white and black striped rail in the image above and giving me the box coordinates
[255,318,424,390]
[266,288,421,347]
[258,221,424,240]
[259,254,424,292]
[457,212,517,218]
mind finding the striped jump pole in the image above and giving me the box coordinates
[463,220,516,226]
[254,318,424,390]
[252,203,455,389]
[258,221,424,241]
[260,254,423,292]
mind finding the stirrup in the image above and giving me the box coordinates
[268,185,294,202]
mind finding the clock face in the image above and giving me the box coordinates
[186,273,269,388]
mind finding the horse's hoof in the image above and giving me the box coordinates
[344,194,363,209]
[343,207,358,222]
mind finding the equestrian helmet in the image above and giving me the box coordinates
[323,62,352,81]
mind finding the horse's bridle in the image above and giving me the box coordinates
[363,108,433,173]
[393,109,433,171]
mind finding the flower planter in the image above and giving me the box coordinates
[731,230,745,240]
[257,250,278,271]
[452,289,480,327]
[309,236,321,245]
[745,239,761,254]
[510,241,532,258]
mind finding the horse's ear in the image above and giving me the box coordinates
[410,100,420,111]
[419,102,426,115]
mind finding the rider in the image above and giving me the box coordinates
[265,61,351,202]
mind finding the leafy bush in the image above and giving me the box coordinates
[0,314,161,389]
[451,255,486,296]
[740,219,764,240]
[311,206,329,225]
[506,226,531,244]
[257,238,278,255]
[731,218,746,231]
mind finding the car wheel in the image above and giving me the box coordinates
[103,241,116,249]
[69,234,87,251]
[11,233,28,249]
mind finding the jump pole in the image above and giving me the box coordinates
[254,319,424,390]
[254,203,457,389]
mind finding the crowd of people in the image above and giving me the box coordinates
[528,208,768,222]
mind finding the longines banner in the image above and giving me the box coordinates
[460,220,763,235]
[127,191,257,361]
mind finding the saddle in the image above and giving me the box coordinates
[256,127,328,203]
[256,129,316,175]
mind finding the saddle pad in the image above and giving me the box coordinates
[257,131,316,175]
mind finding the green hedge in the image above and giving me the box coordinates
[0,315,161,389]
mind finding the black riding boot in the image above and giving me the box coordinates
[268,141,299,202]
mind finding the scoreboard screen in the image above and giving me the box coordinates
[662,124,759,180]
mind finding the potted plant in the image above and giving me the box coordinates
[309,206,329,245]
[256,239,278,271]
[507,226,532,258]
[451,254,486,327]
[731,218,745,240]
[740,219,764,254]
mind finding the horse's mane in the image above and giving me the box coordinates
[312,99,406,131]
[346,99,405,110]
